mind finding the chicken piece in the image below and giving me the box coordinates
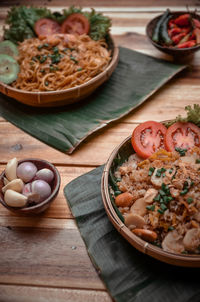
[183,228,200,252]
[144,188,158,204]
[124,213,146,229]
[130,197,147,216]
[162,230,185,253]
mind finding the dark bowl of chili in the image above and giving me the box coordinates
[146,11,200,57]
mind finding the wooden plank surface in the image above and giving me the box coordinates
[0,1,199,301]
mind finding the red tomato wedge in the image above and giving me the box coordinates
[131,121,167,159]
[165,122,200,151]
[34,18,61,37]
[61,13,90,35]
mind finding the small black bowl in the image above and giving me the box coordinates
[146,11,200,57]
[0,158,61,215]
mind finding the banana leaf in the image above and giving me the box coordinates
[0,47,186,154]
[64,166,200,302]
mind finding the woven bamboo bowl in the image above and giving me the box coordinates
[101,135,200,267]
[0,34,119,107]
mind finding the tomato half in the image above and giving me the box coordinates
[34,18,61,37]
[61,13,90,35]
[131,121,167,158]
[165,122,200,151]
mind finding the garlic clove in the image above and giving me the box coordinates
[4,189,28,207]
[2,179,24,194]
[3,177,9,186]
[5,158,18,181]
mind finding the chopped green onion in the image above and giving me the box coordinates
[187,197,193,204]
[157,209,164,214]
[153,194,161,202]
[160,203,167,211]
[169,168,173,174]
[77,67,83,71]
[175,147,187,156]
[159,189,166,196]
[39,55,47,63]
[53,46,59,53]
[70,55,78,63]
[40,69,45,73]
[168,226,174,231]
[146,204,155,211]
[180,188,188,195]
[45,81,49,86]
[148,167,155,176]
[196,159,200,164]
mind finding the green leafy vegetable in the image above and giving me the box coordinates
[164,104,200,127]
[3,5,111,44]
[4,6,57,44]
[84,9,112,41]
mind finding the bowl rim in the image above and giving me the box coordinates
[101,135,200,267]
[146,11,200,52]
[0,158,61,213]
[0,33,119,96]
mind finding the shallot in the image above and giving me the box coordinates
[17,162,37,183]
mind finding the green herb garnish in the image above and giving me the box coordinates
[175,147,187,156]
[148,167,155,176]
[146,205,155,211]
[187,197,193,204]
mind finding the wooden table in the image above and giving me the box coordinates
[0,1,199,301]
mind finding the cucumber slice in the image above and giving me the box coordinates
[0,40,19,57]
[0,54,19,84]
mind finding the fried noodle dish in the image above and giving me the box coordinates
[12,34,111,91]
[113,148,200,254]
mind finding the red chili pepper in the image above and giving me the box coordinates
[173,14,190,27]
[168,19,177,29]
[172,32,187,44]
[188,31,196,41]
[181,27,191,34]
[193,18,200,29]
[168,27,182,37]
[177,40,196,48]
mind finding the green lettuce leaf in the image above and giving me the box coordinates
[164,104,200,127]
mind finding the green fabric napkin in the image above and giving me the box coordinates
[0,47,186,154]
[64,166,200,302]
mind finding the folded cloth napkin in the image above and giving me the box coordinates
[0,47,186,154]
[64,166,200,302]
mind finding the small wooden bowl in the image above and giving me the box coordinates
[146,11,200,57]
[101,135,200,267]
[0,34,119,107]
[0,158,60,214]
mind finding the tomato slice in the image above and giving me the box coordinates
[34,18,61,37]
[165,122,200,151]
[131,121,167,158]
[61,13,90,35]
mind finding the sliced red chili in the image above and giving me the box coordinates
[173,14,190,27]
[177,40,196,48]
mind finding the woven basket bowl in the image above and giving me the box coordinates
[146,11,200,57]
[101,135,200,267]
[0,34,119,107]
